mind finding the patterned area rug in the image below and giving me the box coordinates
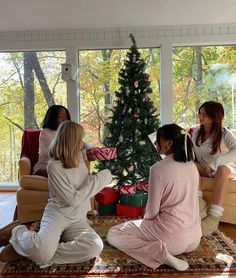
[1,215,236,277]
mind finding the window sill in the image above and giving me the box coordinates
[0,182,19,192]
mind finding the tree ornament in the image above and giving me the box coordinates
[134,80,139,88]
[119,135,124,143]
[128,164,134,171]
[144,117,148,125]
[133,112,139,118]
[144,93,150,101]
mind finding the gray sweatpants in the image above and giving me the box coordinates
[9,207,103,265]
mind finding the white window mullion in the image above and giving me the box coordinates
[65,47,80,123]
[160,42,173,125]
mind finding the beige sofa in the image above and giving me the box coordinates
[201,177,236,225]
[16,164,236,225]
[16,128,236,225]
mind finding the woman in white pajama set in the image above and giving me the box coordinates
[9,121,112,267]
[190,101,236,236]
[107,124,201,271]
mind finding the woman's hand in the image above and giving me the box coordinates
[206,165,215,177]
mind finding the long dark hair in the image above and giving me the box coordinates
[156,124,194,163]
[196,101,224,154]
[42,105,71,130]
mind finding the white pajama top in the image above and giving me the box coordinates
[191,125,236,176]
[47,158,112,220]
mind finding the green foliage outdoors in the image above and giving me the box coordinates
[0,51,66,182]
[1,44,236,183]
[173,46,236,128]
[79,48,160,146]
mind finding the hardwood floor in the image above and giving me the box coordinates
[0,192,16,228]
[0,191,235,277]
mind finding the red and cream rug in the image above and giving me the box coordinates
[1,215,236,277]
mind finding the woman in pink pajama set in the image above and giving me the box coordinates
[107,124,202,271]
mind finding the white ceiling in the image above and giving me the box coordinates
[1,0,236,33]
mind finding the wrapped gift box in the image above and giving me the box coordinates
[116,203,144,217]
[136,181,149,192]
[119,191,148,207]
[97,202,116,215]
[95,187,119,205]
[119,184,136,194]
[86,147,117,161]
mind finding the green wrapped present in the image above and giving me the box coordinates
[119,191,148,207]
[97,202,116,215]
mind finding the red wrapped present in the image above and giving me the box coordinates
[136,181,149,192]
[86,147,117,161]
[119,184,136,194]
[95,187,119,205]
[116,203,144,217]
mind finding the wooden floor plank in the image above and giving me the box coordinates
[0,192,16,228]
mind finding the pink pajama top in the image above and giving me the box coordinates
[33,128,91,175]
[144,154,201,243]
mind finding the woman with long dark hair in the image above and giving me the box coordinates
[191,101,236,236]
[33,105,71,177]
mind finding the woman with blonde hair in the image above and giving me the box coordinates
[0,121,112,266]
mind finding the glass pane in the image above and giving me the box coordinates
[173,46,236,129]
[0,51,66,183]
[79,48,160,147]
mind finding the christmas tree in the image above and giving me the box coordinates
[99,34,160,183]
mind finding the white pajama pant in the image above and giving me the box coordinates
[9,207,103,265]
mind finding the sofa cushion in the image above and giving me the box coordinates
[18,157,31,176]
[19,175,48,191]
[201,176,236,193]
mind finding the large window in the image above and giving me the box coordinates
[0,51,66,184]
[79,48,160,146]
[173,46,236,129]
